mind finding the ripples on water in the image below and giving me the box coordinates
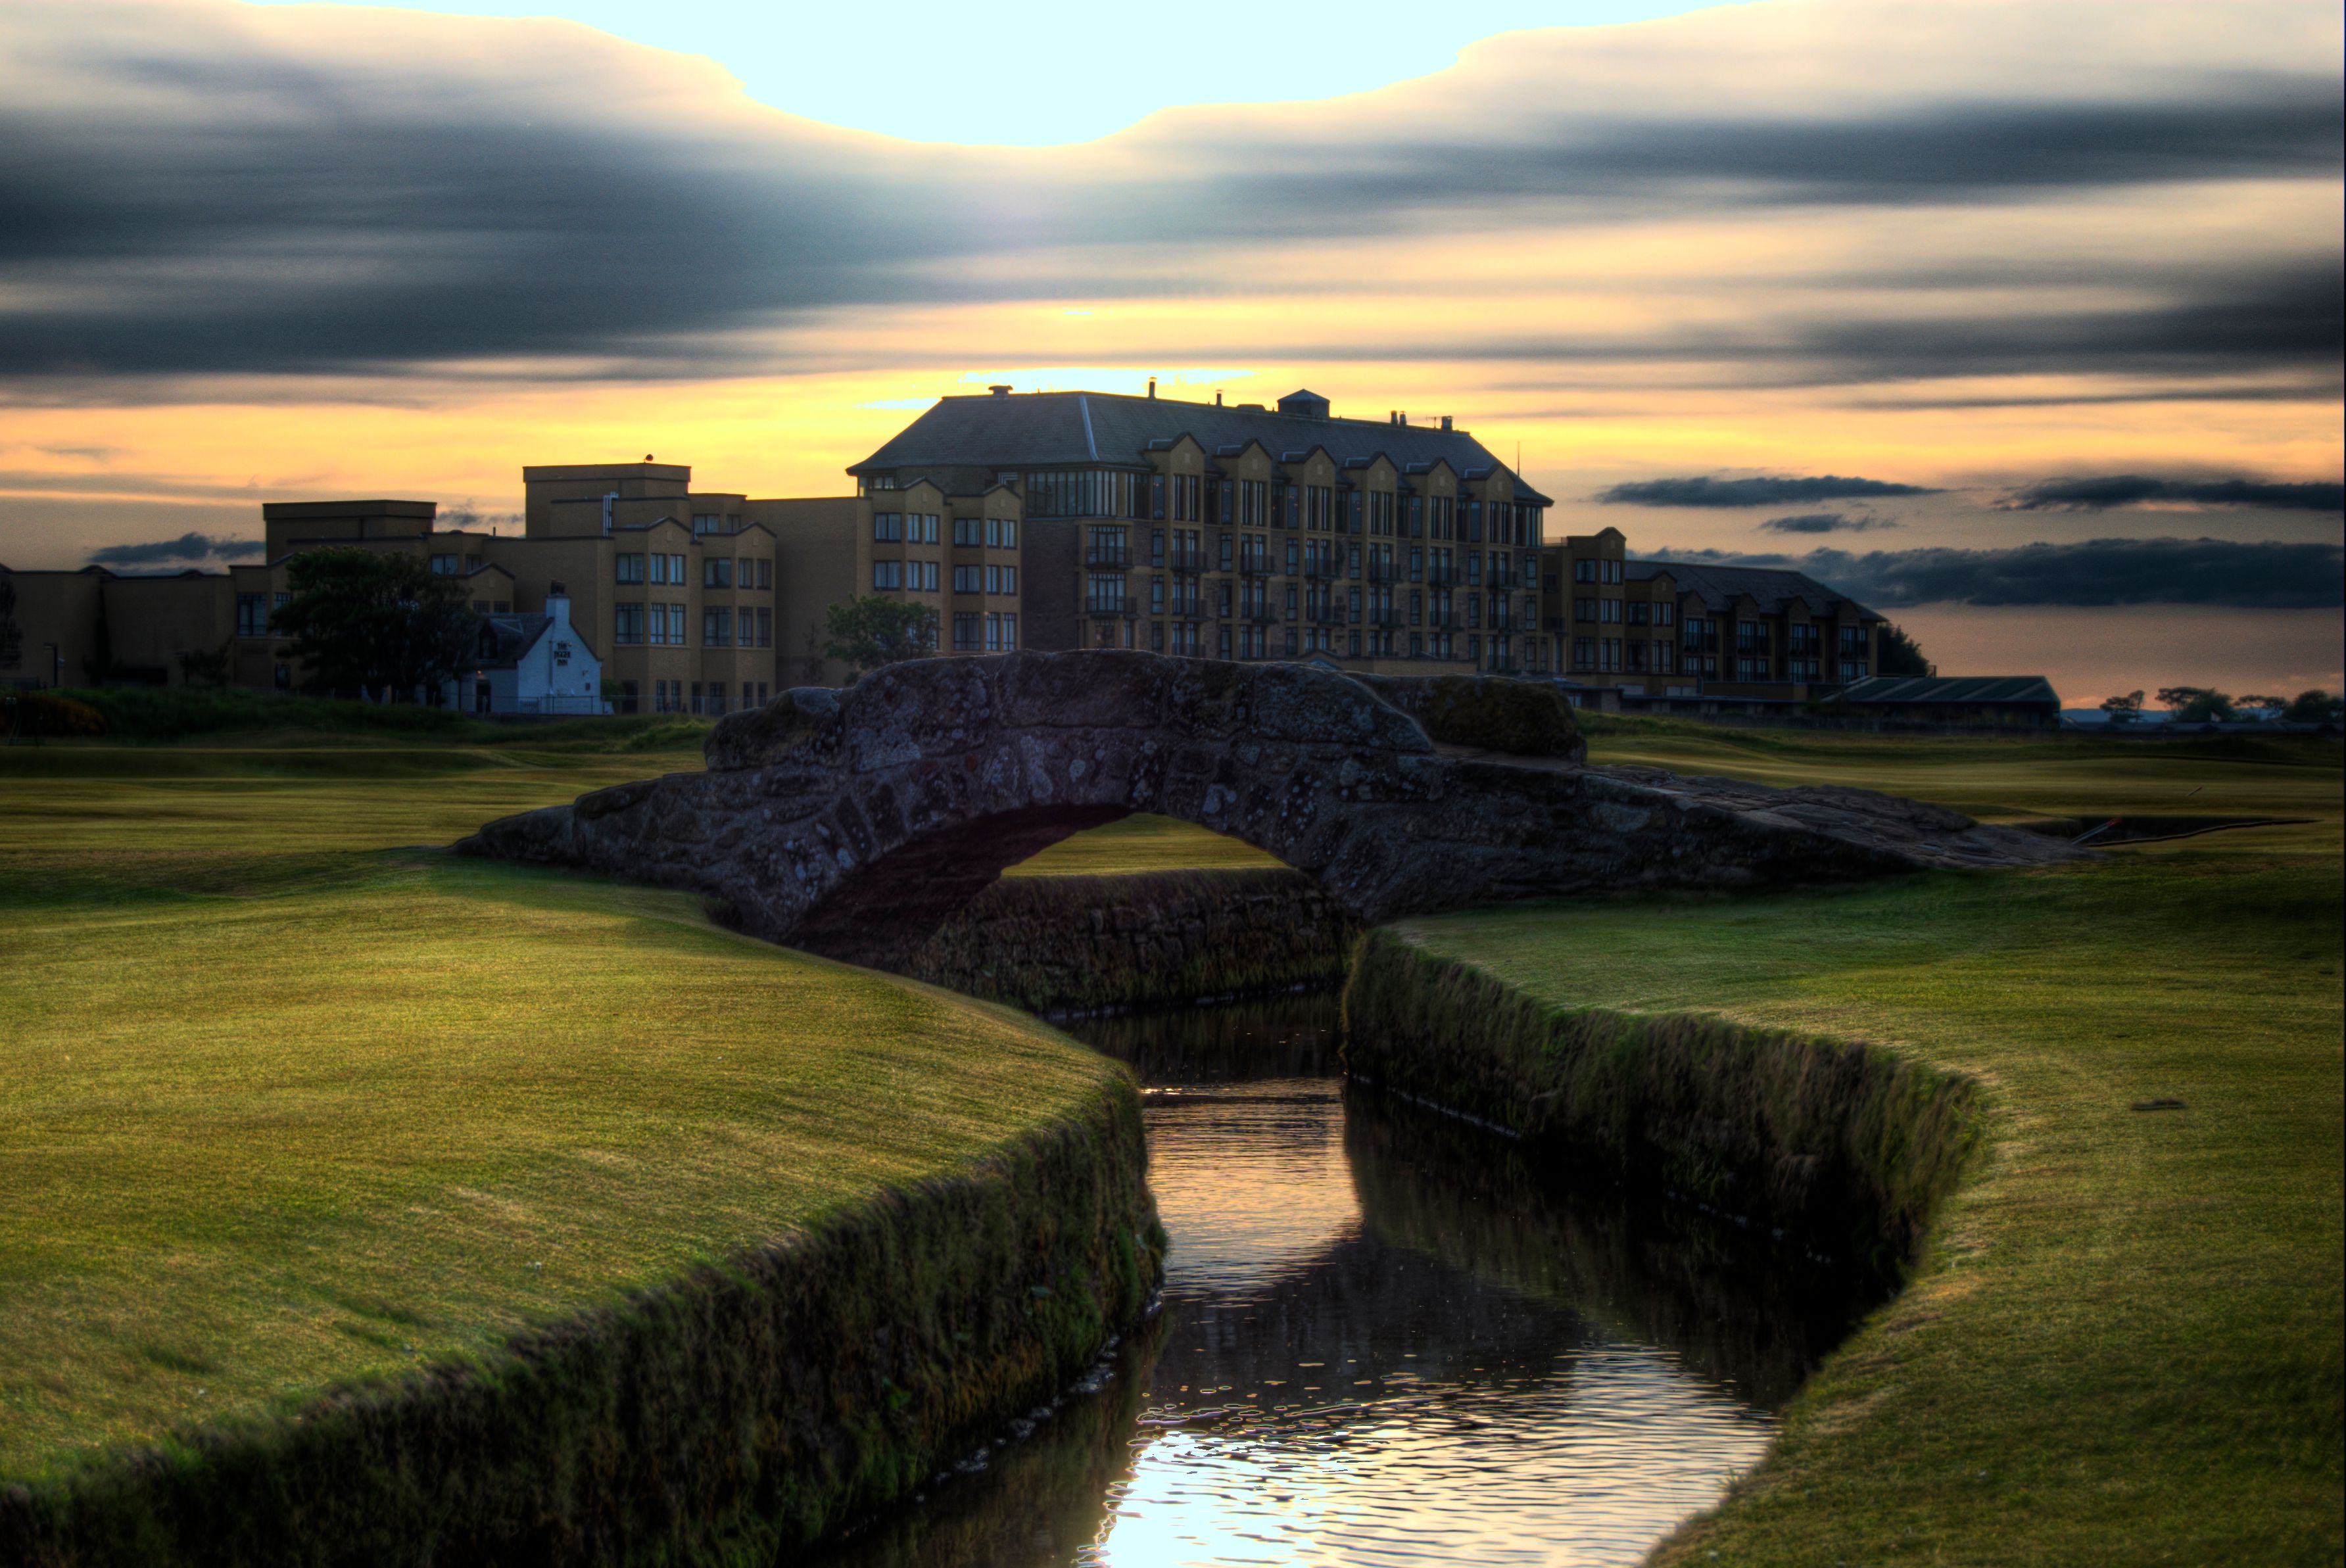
[814,994,1878,1568]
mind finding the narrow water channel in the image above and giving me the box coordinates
[815,993,1878,1567]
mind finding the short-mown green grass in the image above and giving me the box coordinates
[0,747,1126,1486]
[1395,748,2343,1563]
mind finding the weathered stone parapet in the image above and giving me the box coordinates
[457,651,2077,967]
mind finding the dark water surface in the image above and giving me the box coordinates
[814,994,1875,1567]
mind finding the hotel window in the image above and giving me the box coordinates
[873,560,903,590]
[615,603,646,645]
[987,613,1018,651]
[756,608,773,647]
[616,553,646,584]
[235,594,265,637]
[953,612,982,651]
[1738,656,1769,680]
[1656,602,1675,627]
[692,513,722,535]
[704,557,732,589]
[986,564,1016,595]
[917,560,939,591]
[617,681,639,715]
[430,554,458,575]
[1737,620,1767,653]
[706,684,727,717]
[873,512,903,542]
[703,608,731,646]
[954,515,984,547]
[953,564,983,594]
[917,513,941,543]
[742,558,771,588]
[1627,601,1650,625]
[1839,625,1869,653]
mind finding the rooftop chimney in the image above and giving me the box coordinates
[1439,415,1452,432]
[1147,377,1157,400]
[1214,390,1223,406]
[988,383,1011,396]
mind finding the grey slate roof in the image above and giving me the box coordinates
[1628,558,1884,621]
[1840,675,2061,707]
[850,390,1553,506]
[466,613,551,671]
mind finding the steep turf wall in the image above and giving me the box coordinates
[1341,929,1982,1275]
[905,869,1358,1016]
[0,1083,1162,1568]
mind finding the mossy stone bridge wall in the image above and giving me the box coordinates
[460,650,2072,968]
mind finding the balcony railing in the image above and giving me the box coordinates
[1366,607,1404,628]
[1243,604,1281,624]
[1085,596,1134,617]
[1084,546,1130,569]
[1236,552,1272,577]
[1167,547,1205,574]
[1167,598,1205,619]
[1425,563,1460,586]
[1366,559,1399,583]
[1303,555,1341,581]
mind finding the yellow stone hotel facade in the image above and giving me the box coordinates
[3,385,1883,710]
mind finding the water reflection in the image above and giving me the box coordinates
[813,994,1873,1568]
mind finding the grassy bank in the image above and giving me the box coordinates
[0,749,1159,1561]
[1383,774,2341,1561]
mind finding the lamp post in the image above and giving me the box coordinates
[45,641,60,689]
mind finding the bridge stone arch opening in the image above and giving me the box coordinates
[460,650,2073,967]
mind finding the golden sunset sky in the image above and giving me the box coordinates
[3,0,2339,701]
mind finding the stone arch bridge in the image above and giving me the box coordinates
[459,651,2072,967]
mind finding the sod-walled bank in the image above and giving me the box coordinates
[0,1085,1161,1568]
[1341,930,1980,1279]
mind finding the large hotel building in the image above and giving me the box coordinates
[3,385,1883,708]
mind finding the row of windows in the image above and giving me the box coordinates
[1087,578,1535,627]
[950,515,1020,548]
[948,612,1021,652]
[625,678,771,717]
[615,552,771,588]
[1093,617,1527,667]
[949,564,1018,595]
[1573,598,1679,625]
[873,559,941,592]
[234,592,291,637]
[1002,466,1543,545]
[873,512,942,544]
[612,604,773,647]
[616,552,684,585]
[1573,558,1625,584]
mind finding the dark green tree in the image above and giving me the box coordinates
[1877,621,1931,677]
[2286,689,2341,724]
[821,594,938,679]
[2099,689,2145,721]
[2155,686,2235,723]
[270,547,477,701]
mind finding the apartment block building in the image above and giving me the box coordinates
[1544,527,1884,705]
[2,467,802,715]
[5,391,1888,712]
[846,385,1556,675]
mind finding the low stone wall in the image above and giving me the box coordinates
[1341,929,1982,1275]
[1,1085,1162,1568]
[904,868,1358,1016]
